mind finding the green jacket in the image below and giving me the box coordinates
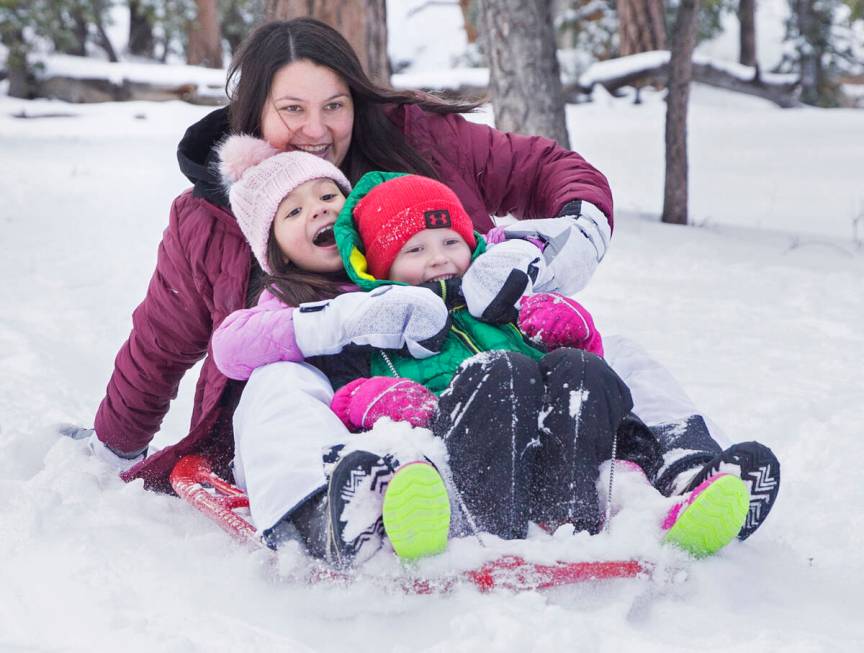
[333,171,543,395]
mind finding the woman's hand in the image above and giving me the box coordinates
[517,292,604,357]
[331,377,438,431]
[60,425,147,472]
[501,205,611,295]
[293,285,450,359]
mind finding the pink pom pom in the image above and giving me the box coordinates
[218,135,280,185]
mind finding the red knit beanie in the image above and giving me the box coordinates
[354,175,477,279]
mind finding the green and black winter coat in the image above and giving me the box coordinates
[321,171,544,395]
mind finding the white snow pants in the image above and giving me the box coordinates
[603,335,730,449]
[233,361,349,533]
[233,336,729,533]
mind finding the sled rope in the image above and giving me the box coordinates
[605,430,619,532]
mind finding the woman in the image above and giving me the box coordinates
[82,18,778,547]
[86,18,612,487]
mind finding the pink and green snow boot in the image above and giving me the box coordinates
[382,461,451,561]
[662,472,749,558]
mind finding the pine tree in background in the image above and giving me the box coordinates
[264,0,390,84]
[662,0,700,225]
[0,1,33,98]
[781,0,864,107]
[187,0,222,67]
[738,0,757,67]
[128,0,156,58]
[220,0,265,56]
[618,0,667,55]
[478,0,570,147]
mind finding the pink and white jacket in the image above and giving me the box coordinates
[212,289,314,381]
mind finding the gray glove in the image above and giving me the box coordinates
[60,424,146,473]
[293,285,450,359]
[461,239,554,324]
[502,200,611,295]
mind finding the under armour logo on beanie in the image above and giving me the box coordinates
[354,175,477,279]
[424,209,452,229]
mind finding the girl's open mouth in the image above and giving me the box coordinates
[313,225,336,247]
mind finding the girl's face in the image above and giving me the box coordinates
[388,229,472,285]
[273,178,346,273]
[261,60,355,167]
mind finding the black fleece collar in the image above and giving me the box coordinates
[176,106,231,208]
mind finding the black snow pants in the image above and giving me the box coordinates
[433,348,662,539]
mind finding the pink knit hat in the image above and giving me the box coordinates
[218,134,352,273]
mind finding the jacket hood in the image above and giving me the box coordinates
[334,171,486,291]
[177,106,232,208]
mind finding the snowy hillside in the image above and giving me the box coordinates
[1,81,863,651]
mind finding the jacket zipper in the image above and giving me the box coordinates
[449,322,481,354]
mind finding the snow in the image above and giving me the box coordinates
[579,50,798,88]
[37,52,227,88]
[2,67,864,653]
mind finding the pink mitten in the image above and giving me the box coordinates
[517,292,604,357]
[331,377,438,432]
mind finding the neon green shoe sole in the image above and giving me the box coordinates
[382,462,451,561]
[663,473,749,558]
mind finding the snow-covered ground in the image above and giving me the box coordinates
[1,77,864,652]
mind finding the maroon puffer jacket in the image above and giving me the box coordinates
[98,104,613,492]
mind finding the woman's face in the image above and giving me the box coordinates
[261,60,355,167]
[273,178,346,273]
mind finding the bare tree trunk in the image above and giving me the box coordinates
[793,0,839,106]
[662,0,700,226]
[129,0,156,58]
[265,0,390,84]
[2,26,34,99]
[617,0,667,56]
[459,0,479,43]
[738,0,757,67]
[478,0,570,148]
[65,8,89,57]
[188,0,224,68]
[93,12,119,62]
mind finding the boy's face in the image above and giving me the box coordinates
[273,178,346,273]
[388,228,472,285]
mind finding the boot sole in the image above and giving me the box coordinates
[687,441,780,541]
[382,462,451,561]
[664,473,749,558]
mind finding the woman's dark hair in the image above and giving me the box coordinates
[226,18,484,184]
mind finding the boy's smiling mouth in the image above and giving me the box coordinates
[425,273,457,282]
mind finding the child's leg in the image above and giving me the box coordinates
[603,335,780,540]
[534,348,647,534]
[232,361,349,541]
[321,448,450,566]
[434,350,544,540]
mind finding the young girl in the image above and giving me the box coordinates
[213,135,756,567]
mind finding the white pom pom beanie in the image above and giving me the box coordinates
[217,134,352,273]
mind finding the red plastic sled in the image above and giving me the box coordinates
[170,454,649,592]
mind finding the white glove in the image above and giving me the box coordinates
[461,239,554,324]
[60,425,147,473]
[503,200,611,295]
[293,285,449,359]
